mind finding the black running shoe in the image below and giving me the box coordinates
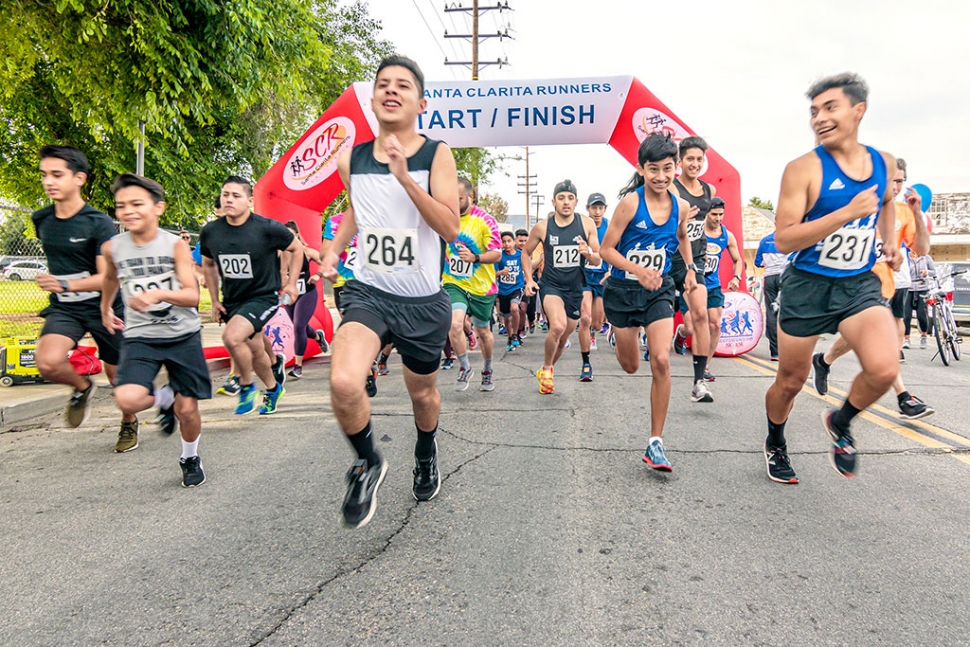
[764,443,798,484]
[441,357,455,370]
[365,368,377,398]
[180,455,206,488]
[272,353,286,388]
[342,457,388,528]
[811,352,829,396]
[821,409,858,478]
[159,401,178,435]
[899,396,935,420]
[413,440,441,501]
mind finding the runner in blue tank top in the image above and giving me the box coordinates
[600,134,695,472]
[763,73,901,484]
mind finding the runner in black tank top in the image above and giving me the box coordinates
[522,180,602,394]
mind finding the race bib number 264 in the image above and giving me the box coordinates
[360,228,419,274]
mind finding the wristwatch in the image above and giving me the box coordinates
[474,253,480,263]
[687,263,701,273]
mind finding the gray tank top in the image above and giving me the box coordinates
[111,230,201,339]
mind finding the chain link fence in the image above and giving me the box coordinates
[0,205,47,339]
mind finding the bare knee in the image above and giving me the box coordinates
[113,385,147,414]
[651,355,671,379]
[775,371,807,401]
[175,398,199,421]
[869,362,899,390]
[410,382,439,410]
[618,355,639,374]
[331,368,365,404]
[36,349,67,378]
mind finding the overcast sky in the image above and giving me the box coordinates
[356,0,970,217]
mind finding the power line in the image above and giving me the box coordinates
[426,0,462,60]
[409,0,460,79]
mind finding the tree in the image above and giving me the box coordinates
[454,148,504,195]
[478,193,509,223]
[0,0,390,229]
[748,196,774,210]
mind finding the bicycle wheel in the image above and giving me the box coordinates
[945,306,961,360]
[933,304,950,366]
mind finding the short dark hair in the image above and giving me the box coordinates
[896,158,907,173]
[284,220,301,236]
[515,229,528,237]
[110,173,164,203]
[222,175,253,197]
[39,145,88,176]
[619,134,680,198]
[376,55,425,96]
[806,73,868,105]
[458,177,474,193]
[214,195,222,210]
[501,231,514,240]
[679,136,708,159]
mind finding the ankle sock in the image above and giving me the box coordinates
[692,356,708,383]
[832,401,861,433]
[415,423,437,460]
[767,416,787,448]
[457,352,471,371]
[348,420,381,468]
[181,439,198,460]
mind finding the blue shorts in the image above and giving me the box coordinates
[679,285,724,314]
[583,270,606,298]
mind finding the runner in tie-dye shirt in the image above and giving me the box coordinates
[320,212,359,313]
[442,178,503,391]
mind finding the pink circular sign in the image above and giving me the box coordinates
[714,292,763,357]
[262,307,295,363]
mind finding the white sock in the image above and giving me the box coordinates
[154,385,175,410]
[650,436,663,446]
[181,439,199,460]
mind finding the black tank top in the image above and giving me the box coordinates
[672,178,713,264]
[541,214,588,290]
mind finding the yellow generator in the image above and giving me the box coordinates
[0,336,49,386]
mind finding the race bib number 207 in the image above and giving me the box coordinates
[360,228,419,274]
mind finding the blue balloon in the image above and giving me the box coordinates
[910,183,932,212]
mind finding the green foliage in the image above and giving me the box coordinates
[0,211,43,257]
[454,148,504,195]
[748,196,774,210]
[0,0,390,229]
[478,193,509,223]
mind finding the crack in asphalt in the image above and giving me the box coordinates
[247,443,497,646]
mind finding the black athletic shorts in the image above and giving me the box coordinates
[40,300,125,365]
[539,283,583,320]
[497,289,524,316]
[669,256,705,296]
[890,287,910,320]
[332,285,345,314]
[115,331,212,400]
[339,280,450,375]
[224,295,279,338]
[779,266,886,338]
[604,275,676,329]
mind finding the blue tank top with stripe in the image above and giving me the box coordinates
[611,187,680,280]
[791,145,887,278]
[704,224,729,290]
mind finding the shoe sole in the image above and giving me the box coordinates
[480,383,494,391]
[691,393,714,403]
[764,446,799,484]
[345,459,389,529]
[181,461,206,488]
[259,389,285,415]
[580,376,593,382]
[642,456,673,472]
[900,408,936,420]
[821,409,857,478]
[810,364,828,396]
[66,383,97,428]
[115,441,138,453]
[235,397,259,415]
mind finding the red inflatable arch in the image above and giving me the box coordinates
[255,76,744,359]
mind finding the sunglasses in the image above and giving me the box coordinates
[181,235,191,241]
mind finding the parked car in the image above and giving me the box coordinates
[941,261,970,323]
[2,260,48,281]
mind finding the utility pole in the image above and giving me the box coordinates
[516,146,536,229]
[532,194,545,224]
[444,1,512,78]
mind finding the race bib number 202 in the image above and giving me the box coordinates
[219,254,253,279]
[360,228,419,274]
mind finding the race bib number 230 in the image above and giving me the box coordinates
[360,228,419,274]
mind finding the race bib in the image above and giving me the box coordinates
[873,239,885,263]
[343,245,358,271]
[687,220,705,242]
[586,257,602,270]
[705,254,719,275]
[219,254,253,279]
[123,271,176,312]
[553,245,581,268]
[55,271,98,303]
[818,227,875,271]
[624,248,666,278]
[359,228,419,274]
[499,270,519,285]
[296,278,307,295]
[448,255,474,279]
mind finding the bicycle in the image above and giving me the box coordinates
[927,268,967,366]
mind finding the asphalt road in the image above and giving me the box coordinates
[2,329,969,646]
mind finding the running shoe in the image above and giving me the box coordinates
[821,408,858,478]
[900,350,905,364]
[180,455,206,488]
[811,352,829,396]
[590,336,598,351]
[580,363,593,382]
[455,366,474,391]
[643,348,650,362]
[235,384,258,415]
[643,440,673,471]
[287,365,303,380]
[764,443,798,484]
[115,419,139,453]
[639,331,648,349]
[673,325,688,355]
[217,374,240,396]
[342,457,388,528]
[159,388,177,435]
[259,385,285,414]
[272,353,286,388]
[529,324,536,334]
[413,441,440,501]
[564,340,571,349]
[704,369,715,382]
[378,362,390,376]
[899,396,935,420]
[919,335,927,349]
[506,341,515,352]
[512,335,521,348]
[315,329,330,353]
[441,357,456,371]
[540,321,549,332]
[467,331,478,350]
[770,355,779,362]
[608,330,616,350]
[66,380,96,428]
[902,339,911,349]
[498,323,507,335]
[690,380,713,403]
[599,323,610,335]
[365,369,377,398]
[536,366,555,394]
[480,370,494,392]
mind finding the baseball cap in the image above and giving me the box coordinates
[553,179,577,197]
[710,197,726,209]
[586,192,607,207]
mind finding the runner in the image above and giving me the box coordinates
[282,220,329,379]
[495,231,526,351]
[670,136,716,403]
[320,55,459,528]
[691,197,743,380]
[578,192,610,381]
[99,174,210,486]
[515,228,535,337]
[599,133,693,471]
[31,145,136,450]
[810,157,933,420]
[443,177,502,391]
[754,231,788,361]
[764,73,900,483]
[199,176,302,415]
[522,180,602,394]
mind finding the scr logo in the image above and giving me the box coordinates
[283,117,356,191]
